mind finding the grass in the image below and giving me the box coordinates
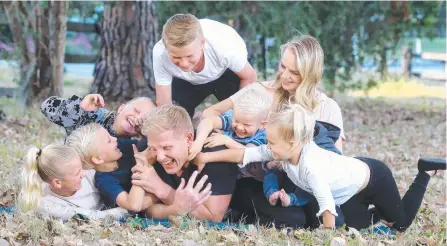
[0,93,445,245]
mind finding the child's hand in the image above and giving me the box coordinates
[191,152,207,172]
[80,94,105,112]
[204,133,230,148]
[268,191,280,206]
[279,189,291,207]
[266,161,281,170]
[188,141,203,161]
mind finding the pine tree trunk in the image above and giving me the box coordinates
[90,1,159,102]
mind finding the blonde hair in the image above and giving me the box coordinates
[267,102,315,147]
[19,145,77,212]
[141,104,193,137]
[66,123,102,169]
[272,35,324,113]
[233,87,272,120]
[162,13,203,47]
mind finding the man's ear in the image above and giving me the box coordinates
[186,132,194,147]
[117,104,126,114]
[91,156,104,165]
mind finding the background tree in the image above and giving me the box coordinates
[89,1,158,102]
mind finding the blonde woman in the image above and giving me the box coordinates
[19,144,127,221]
[202,35,345,150]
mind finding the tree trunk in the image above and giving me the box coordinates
[401,45,412,78]
[90,1,158,102]
[49,0,68,97]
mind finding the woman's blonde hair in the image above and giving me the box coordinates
[272,35,324,113]
[66,123,102,169]
[268,101,315,147]
[162,13,203,47]
[19,144,77,212]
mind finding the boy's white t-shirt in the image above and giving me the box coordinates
[38,170,126,221]
[153,19,248,86]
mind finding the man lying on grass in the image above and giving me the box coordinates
[132,105,239,222]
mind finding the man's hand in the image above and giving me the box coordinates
[204,133,230,148]
[131,165,163,195]
[132,144,149,167]
[172,171,212,213]
[80,94,105,112]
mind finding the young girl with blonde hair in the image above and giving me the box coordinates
[196,103,446,231]
[19,144,126,221]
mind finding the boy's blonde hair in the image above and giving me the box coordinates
[162,13,203,47]
[141,104,193,137]
[19,144,77,212]
[272,35,324,113]
[66,123,102,169]
[267,101,315,147]
[233,87,272,120]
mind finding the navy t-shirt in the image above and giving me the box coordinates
[95,138,138,208]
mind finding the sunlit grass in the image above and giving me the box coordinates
[348,77,445,99]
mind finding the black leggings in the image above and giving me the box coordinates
[341,157,430,232]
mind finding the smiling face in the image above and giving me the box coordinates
[94,127,123,163]
[166,37,205,72]
[265,126,295,161]
[231,106,265,139]
[114,99,155,137]
[51,155,86,194]
[277,47,302,94]
[147,130,193,175]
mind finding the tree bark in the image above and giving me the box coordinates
[90,1,158,102]
[49,0,68,97]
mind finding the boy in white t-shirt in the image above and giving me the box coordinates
[153,13,257,117]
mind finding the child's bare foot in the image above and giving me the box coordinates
[279,189,291,207]
[269,191,280,206]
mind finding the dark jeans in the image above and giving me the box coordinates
[171,69,240,118]
[342,157,430,232]
[230,176,345,229]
